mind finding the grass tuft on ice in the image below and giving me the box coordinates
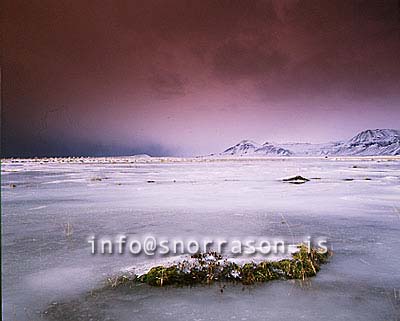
[106,245,331,288]
[282,176,310,184]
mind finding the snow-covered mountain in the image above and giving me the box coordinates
[326,129,400,156]
[279,142,342,156]
[221,140,292,156]
[221,140,261,156]
[255,142,293,156]
[219,129,400,157]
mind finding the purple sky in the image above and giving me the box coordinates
[2,0,400,156]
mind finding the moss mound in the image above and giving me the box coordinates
[282,176,310,184]
[107,246,331,288]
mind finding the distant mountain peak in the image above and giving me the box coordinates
[346,129,400,146]
[221,140,292,156]
[256,143,293,156]
[330,128,400,156]
[218,129,400,157]
[222,140,260,155]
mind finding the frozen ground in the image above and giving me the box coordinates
[1,157,400,320]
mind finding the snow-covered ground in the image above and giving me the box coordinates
[1,157,400,320]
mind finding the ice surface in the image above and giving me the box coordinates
[1,157,400,320]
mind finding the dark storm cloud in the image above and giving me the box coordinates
[114,0,279,41]
[4,134,174,158]
[148,69,186,100]
[207,0,400,98]
[2,0,400,157]
[269,0,400,99]
[213,41,288,80]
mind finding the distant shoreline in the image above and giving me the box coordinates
[2,155,400,164]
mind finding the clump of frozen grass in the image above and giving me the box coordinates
[282,176,310,184]
[107,245,331,288]
[63,222,73,237]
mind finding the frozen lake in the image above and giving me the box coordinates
[2,157,400,320]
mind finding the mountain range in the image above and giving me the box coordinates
[219,129,400,157]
